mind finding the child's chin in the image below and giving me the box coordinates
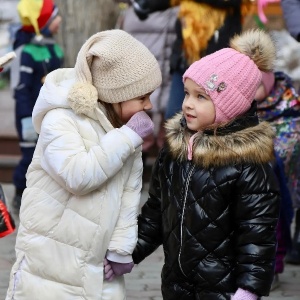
[187,125,198,132]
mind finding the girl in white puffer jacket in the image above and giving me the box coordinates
[6,29,162,300]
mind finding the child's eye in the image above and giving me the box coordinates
[198,94,206,99]
[184,91,189,96]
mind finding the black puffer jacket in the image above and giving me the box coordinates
[133,109,280,299]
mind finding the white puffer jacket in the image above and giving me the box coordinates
[6,68,144,300]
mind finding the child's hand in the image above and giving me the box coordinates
[106,259,134,276]
[103,258,115,281]
[126,111,154,139]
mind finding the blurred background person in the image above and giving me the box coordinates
[118,1,177,169]
[256,71,300,270]
[274,0,300,265]
[10,0,64,212]
[281,0,300,42]
[132,0,254,119]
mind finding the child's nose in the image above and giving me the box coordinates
[183,97,193,109]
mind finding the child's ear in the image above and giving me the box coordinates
[180,115,187,128]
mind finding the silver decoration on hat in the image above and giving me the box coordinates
[205,74,218,91]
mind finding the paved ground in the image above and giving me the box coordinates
[1,182,300,300]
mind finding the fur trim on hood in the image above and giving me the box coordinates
[165,113,275,168]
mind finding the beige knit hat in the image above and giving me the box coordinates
[68,29,162,115]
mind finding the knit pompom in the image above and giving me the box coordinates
[230,29,276,72]
[67,82,98,115]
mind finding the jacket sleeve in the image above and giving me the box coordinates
[132,150,164,264]
[234,163,280,296]
[281,0,300,41]
[39,109,143,195]
[133,0,241,21]
[189,0,242,7]
[106,150,143,262]
[161,0,242,9]
[14,51,36,119]
[139,0,241,11]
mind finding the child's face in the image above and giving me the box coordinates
[182,78,215,131]
[48,15,62,35]
[114,92,153,122]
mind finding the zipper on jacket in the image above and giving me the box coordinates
[178,164,195,277]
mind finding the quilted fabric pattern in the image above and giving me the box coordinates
[133,110,280,299]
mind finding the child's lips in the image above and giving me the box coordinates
[186,114,196,119]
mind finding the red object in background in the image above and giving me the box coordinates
[21,0,55,33]
[0,186,15,238]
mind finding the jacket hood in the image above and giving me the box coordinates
[32,68,114,134]
[32,68,75,133]
[165,111,275,168]
[13,28,55,49]
[13,29,34,49]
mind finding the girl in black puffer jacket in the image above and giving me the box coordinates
[133,29,280,300]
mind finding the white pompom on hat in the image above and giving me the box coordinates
[68,29,162,115]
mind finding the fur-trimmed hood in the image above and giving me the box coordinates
[165,112,275,168]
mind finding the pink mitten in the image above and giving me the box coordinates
[107,260,134,276]
[103,258,115,281]
[126,111,154,139]
[231,288,258,300]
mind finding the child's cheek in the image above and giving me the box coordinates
[255,84,267,101]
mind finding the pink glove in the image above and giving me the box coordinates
[107,259,134,276]
[231,288,258,300]
[126,111,154,139]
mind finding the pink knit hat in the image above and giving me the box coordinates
[261,71,275,95]
[183,30,276,124]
